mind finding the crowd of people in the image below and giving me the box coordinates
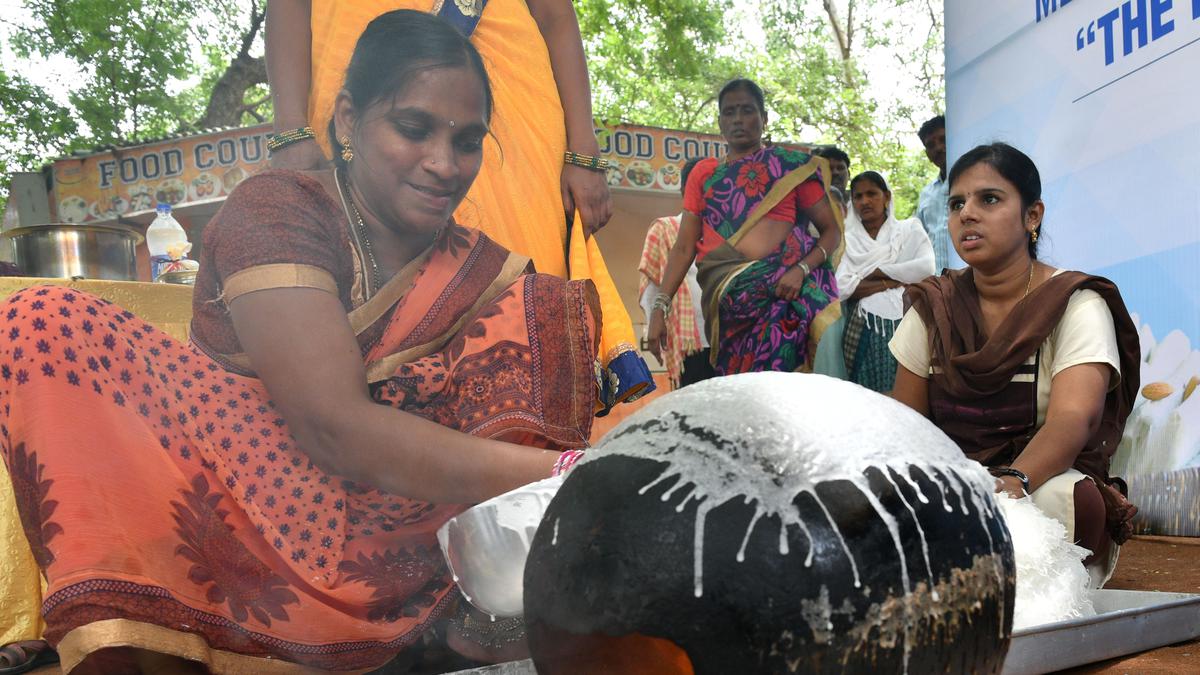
[0,3,1140,673]
[641,114,951,393]
[637,100,1139,590]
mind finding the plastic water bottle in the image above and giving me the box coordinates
[146,203,189,281]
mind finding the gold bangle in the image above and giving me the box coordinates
[267,126,316,153]
[564,151,611,171]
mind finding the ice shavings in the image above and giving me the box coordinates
[996,492,1095,630]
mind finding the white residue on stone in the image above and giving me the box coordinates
[881,469,937,600]
[582,371,1004,637]
[585,373,999,598]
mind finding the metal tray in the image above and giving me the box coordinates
[445,661,534,675]
[1002,589,1200,674]
[446,590,1200,675]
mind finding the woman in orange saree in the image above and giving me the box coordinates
[0,11,595,672]
[265,0,652,413]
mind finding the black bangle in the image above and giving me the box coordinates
[989,467,1030,495]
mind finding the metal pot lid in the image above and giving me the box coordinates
[1,222,145,245]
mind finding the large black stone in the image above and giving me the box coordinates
[523,373,1015,674]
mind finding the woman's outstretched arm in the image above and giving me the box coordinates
[230,286,558,504]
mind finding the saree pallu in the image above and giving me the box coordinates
[842,304,900,392]
[307,0,651,411]
[0,231,599,672]
[695,147,842,375]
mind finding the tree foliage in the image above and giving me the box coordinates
[10,0,198,145]
[577,0,744,131]
[579,0,945,216]
[0,0,267,209]
[1,0,943,216]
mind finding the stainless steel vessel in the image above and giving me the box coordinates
[2,222,143,281]
[438,475,564,618]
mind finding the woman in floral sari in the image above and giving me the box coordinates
[647,79,843,374]
[0,11,595,673]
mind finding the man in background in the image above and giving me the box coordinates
[638,158,715,389]
[916,115,951,272]
[814,145,851,211]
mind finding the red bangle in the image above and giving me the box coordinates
[553,449,586,476]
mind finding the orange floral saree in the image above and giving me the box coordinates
[0,226,598,672]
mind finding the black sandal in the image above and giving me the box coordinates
[0,640,59,675]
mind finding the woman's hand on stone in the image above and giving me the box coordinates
[994,475,1027,500]
[561,164,613,237]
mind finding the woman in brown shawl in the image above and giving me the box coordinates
[889,143,1139,585]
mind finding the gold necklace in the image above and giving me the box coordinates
[1023,261,1036,298]
[334,168,382,297]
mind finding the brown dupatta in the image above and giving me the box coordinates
[906,269,1142,542]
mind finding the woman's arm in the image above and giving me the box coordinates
[775,196,843,301]
[891,364,930,416]
[848,278,903,301]
[645,211,703,363]
[230,287,558,504]
[527,0,612,235]
[1003,362,1110,496]
[265,0,326,170]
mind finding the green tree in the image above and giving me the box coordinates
[577,0,945,217]
[576,0,744,131]
[0,68,78,186]
[745,0,944,217]
[2,0,944,216]
[0,0,267,210]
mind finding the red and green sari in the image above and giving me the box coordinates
[694,146,843,374]
[0,224,599,672]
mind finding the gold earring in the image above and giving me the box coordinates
[1030,229,1039,243]
[339,135,353,163]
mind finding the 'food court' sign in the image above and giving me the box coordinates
[48,121,803,223]
[51,124,273,223]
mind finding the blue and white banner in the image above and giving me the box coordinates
[947,1,1200,520]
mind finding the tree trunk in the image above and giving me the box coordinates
[823,0,857,88]
[194,3,267,129]
[196,53,267,128]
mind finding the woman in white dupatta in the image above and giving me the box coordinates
[837,171,936,392]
